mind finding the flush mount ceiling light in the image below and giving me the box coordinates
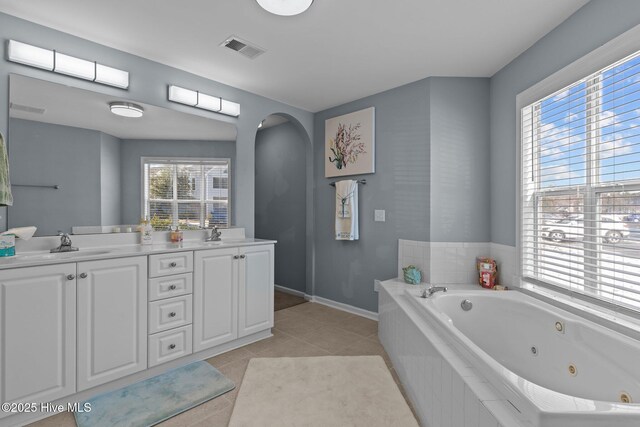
[168,85,241,117]
[256,0,313,16]
[109,102,144,118]
[7,40,130,89]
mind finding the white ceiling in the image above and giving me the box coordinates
[0,0,589,112]
[9,74,237,140]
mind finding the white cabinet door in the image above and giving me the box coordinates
[238,245,274,337]
[193,248,238,352]
[0,264,76,406]
[77,257,147,391]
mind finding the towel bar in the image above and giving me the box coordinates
[329,179,366,187]
[14,184,61,189]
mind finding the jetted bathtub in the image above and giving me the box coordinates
[402,287,640,427]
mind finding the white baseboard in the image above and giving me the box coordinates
[309,295,378,321]
[274,284,311,300]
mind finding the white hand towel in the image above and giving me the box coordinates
[2,226,37,240]
[335,179,359,241]
[0,131,13,207]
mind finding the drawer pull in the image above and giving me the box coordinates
[79,272,88,279]
[66,274,76,281]
[240,254,246,259]
[233,255,239,259]
[169,262,177,268]
[168,312,177,318]
[168,344,176,350]
[168,284,177,290]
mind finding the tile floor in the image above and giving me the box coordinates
[29,302,415,427]
[273,290,307,311]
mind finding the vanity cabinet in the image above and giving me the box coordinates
[76,257,147,391]
[193,248,239,352]
[148,253,194,368]
[193,244,274,351]
[238,245,274,337]
[0,238,274,426]
[0,264,76,407]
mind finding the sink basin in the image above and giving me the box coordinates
[17,249,113,261]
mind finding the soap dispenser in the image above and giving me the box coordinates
[140,218,154,245]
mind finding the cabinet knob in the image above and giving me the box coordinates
[168,312,177,318]
[66,274,76,281]
[79,272,88,279]
[240,254,246,259]
[169,344,176,350]
[169,262,177,268]
[233,255,239,259]
[168,284,177,290]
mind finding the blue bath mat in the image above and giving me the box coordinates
[74,361,235,427]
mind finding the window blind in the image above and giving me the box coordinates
[143,158,230,229]
[521,50,640,311]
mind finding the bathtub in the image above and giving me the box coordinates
[381,281,640,427]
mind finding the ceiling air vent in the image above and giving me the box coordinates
[9,102,45,115]
[221,36,265,60]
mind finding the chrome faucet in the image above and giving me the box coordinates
[51,232,78,253]
[421,285,448,298]
[206,225,222,242]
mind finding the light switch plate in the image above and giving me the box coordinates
[374,279,382,292]
[374,210,385,222]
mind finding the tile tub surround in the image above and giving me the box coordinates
[378,280,526,427]
[28,302,412,427]
[398,240,516,286]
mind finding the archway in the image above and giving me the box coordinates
[254,113,313,303]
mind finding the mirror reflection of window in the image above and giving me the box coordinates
[143,158,230,230]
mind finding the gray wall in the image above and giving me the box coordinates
[312,76,490,311]
[119,139,236,225]
[0,12,314,237]
[430,77,490,242]
[100,132,121,226]
[255,121,307,293]
[489,0,640,246]
[313,79,430,312]
[8,118,102,236]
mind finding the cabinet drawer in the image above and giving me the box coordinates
[149,273,193,301]
[149,295,192,334]
[149,252,193,277]
[148,325,193,367]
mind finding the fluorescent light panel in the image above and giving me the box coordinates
[54,53,95,80]
[168,85,240,117]
[7,40,54,70]
[7,40,129,89]
[221,99,241,117]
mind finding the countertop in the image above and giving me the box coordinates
[0,238,276,270]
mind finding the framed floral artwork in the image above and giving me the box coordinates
[325,107,375,178]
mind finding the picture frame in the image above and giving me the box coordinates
[325,107,375,178]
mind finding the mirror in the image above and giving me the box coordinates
[8,74,237,237]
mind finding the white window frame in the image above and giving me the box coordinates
[141,156,231,229]
[516,24,640,317]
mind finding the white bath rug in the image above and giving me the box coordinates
[228,355,418,427]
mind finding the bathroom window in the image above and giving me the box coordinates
[142,158,230,230]
[522,50,640,311]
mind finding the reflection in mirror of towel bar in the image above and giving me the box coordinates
[13,184,60,190]
[329,179,366,187]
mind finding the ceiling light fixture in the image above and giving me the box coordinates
[256,0,313,16]
[109,102,144,118]
[7,40,130,89]
[167,85,240,117]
